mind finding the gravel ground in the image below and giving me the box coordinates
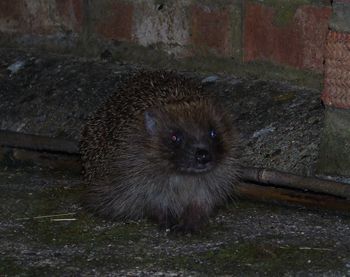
[0,47,349,276]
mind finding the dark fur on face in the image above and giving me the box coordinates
[143,99,232,175]
[80,71,240,233]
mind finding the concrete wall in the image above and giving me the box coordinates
[0,0,332,74]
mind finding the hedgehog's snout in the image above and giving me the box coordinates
[195,148,212,165]
[191,144,214,173]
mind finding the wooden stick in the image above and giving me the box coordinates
[0,130,79,154]
[240,167,350,200]
[236,182,350,213]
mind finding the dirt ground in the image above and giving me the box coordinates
[0,47,349,276]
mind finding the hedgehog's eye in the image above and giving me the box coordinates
[170,131,183,145]
[209,129,217,139]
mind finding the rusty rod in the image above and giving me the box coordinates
[0,130,79,154]
[236,182,350,213]
[240,166,350,200]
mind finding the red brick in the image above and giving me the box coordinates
[0,0,25,32]
[295,6,332,71]
[322,31,350,109]
[0,1,52,35]
[0,0,84,34]
[0,1,23,19]
[0,1,56,35]
[244,3,331,72]
[21,1,56,35]
[191,5,232,56]
[56,0,84,32]
[96,1,134,41]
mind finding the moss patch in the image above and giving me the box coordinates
[170,242,343,275]
[18,184,149,246]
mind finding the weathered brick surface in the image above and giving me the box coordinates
[322,31,350,109]
[22,1,57,35]
[0,0,24,32]
[244,3,301,67]
[0,0,333,76]
[133,1,190,56]
[244,2,331,72]
[295,6,332,71]
[191,5,232,56]
[95,1,134,42]
[0,0,85,35]
[55,0,84,32]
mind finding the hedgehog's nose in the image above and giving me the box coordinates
[195,149,211,165]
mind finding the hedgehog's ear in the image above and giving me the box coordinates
[144,110,158,136]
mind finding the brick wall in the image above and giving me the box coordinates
[244,3,331,72]
[0,0,332,73]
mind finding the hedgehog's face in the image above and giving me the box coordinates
[143,99,234,175]
[162,127,224,174]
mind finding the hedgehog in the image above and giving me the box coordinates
[80,71,240,233]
